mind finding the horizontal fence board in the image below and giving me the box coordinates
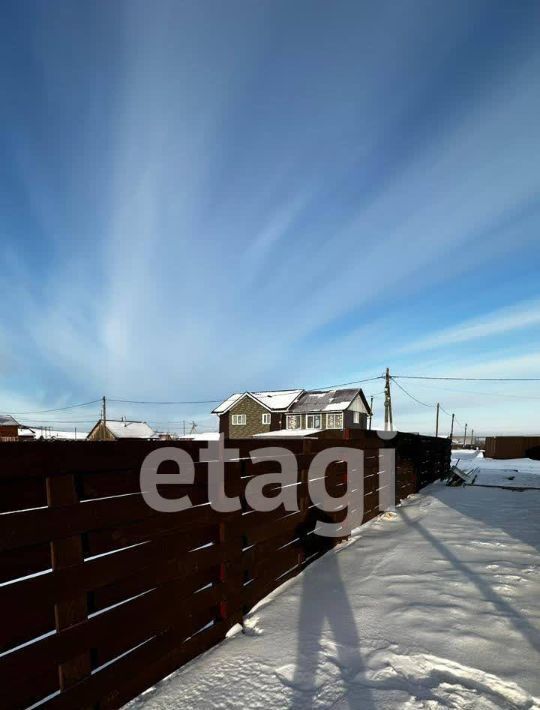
[44,620,232,710]
[0,497,232,553]
[0,542,51,584]
[0,476,47,513]
[0,441,205,481]
[0,533,227,642]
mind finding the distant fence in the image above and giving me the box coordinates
[484,436,540,459]
[0,432,449,709]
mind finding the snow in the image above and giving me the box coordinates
[26,428,86,440]
[103,421,157,439]
[130,483,540,709]
[251,390,304,410]
[452,451,540,489]
[212,393,243,414]
[254,428,321,438]
[177,432,221,441]
[213,390,304,414]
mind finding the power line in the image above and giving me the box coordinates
[7,399,101,416]
[393,375,540,382]
[107,375,384,406]
[398,379,540,401]
[109,398,223,405]
[391,378,466,432]
[391,378,438,409]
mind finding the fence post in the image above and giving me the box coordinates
[45,472,92,693]
[298,439,313,562]
[218,460,244,630]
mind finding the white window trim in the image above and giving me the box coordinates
[353,411,360,424]
[262,413,271,425]
[286,415,302,430]
[305,413,322,429]
[231,414,246,426]
[326,413,343,429]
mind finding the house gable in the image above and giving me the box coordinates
[227,395,275,439]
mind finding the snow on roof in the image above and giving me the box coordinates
[104,420,157,439]
[289,389,361,413]
[250,390,303,410]
[18,427,36,438]
[253,428,320,438]
[213,390,303,414]
[177,432,221,441]
[0,414,20,427]
[212,393,243,414]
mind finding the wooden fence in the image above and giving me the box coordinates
[0,432,449,709]
[484,435,540,459]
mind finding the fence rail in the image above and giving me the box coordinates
[0,432,450,709]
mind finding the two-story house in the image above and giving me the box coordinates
[212,388,371,439]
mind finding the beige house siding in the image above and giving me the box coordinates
[87,422,116,441]
[227,395,273,439]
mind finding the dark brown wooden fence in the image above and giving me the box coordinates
[0,432,449,709]
[484,435,540,459]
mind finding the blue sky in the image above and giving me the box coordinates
[1,0,540,435]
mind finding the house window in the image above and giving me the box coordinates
[326,413,343,429]
[231,414,246,425]
[262,413,271,425]
[306,414,321,429]
[353,411,360,424]
[286,415,302,430]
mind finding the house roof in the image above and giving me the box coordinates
[0,414,20,427]
[98,420,157,439]
[212,390,303,414]
[289,388,371,414]
[250,390,304,410]
[212,393,244,414]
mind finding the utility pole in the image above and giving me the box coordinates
[101,396,107,441]
[435,403,440,437]
[384,368,393,431]
[463,423,468,446]
[450,413,455,441]
[182,420,186,436]
[369,396,374,430]
[471,428,474,447]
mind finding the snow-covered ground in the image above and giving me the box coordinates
[131,483,540,709]
[452,451,540,489]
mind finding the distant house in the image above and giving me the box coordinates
[87,419,157,441]
[212,388,371,439]
[18,427,37,440]
[0,415,20,440]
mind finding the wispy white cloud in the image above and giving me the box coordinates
[402,298,540,353]
[1,1,540,434]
